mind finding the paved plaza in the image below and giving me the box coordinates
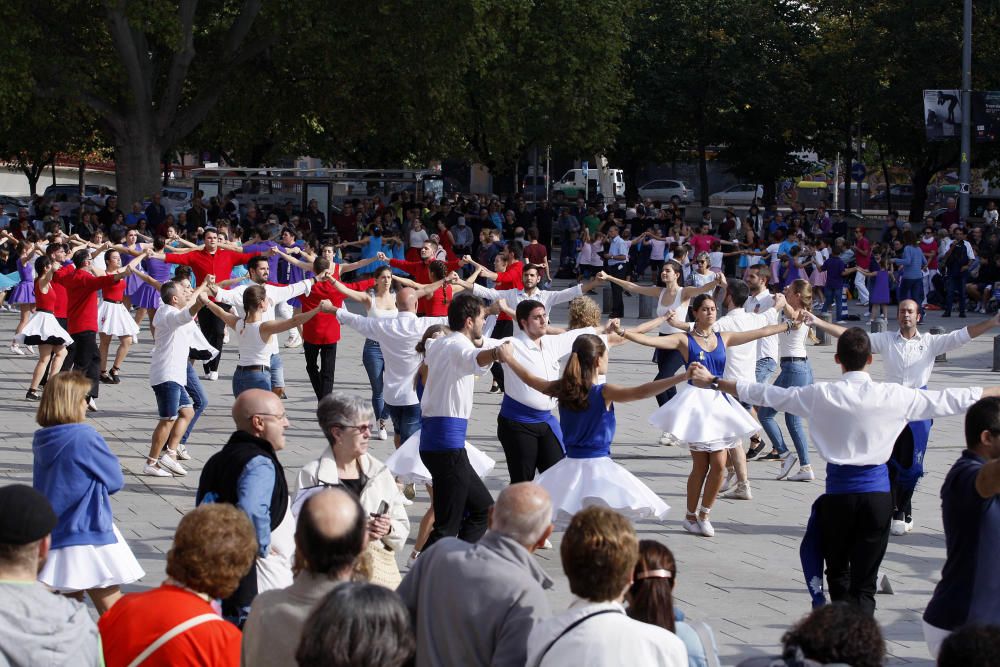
[1,287,995,666]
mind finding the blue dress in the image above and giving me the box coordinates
[648,333,760,451]
[535,384,670,528]
[9,258,35,304]
[870,269,890,305]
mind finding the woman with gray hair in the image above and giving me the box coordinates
[295,392,410,588]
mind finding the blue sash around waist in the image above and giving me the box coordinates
[500,395,565,451]
[420,416,467,452]
[888,386,932,490]
[800,462,891,608]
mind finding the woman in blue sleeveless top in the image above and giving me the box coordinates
[497,334,692,529]
[620,294,794,537]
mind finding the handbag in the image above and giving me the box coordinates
[362,540,402,589]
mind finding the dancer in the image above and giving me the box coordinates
[8,237,41,355]
[470,262,601,314]
[619,294,792,536]
[200,285,334,397]
[144,276,213,477]
[807,300,1000,536]
[18,255,73,400]
[97,250,144,384]
[128,235,174,337]
[598,262,722,445]
[32,371,145,613]
[496,334,690,528]
[689,328,997,614]
[388,240,463,314]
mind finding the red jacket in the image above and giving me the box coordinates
[495,260,524,321]
[165,248,254,298]
[53,267,122,333]
[389,258,463,314]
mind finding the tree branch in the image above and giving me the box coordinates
[156,0,199,134]
[78,92,127,135]
[105,0,152,119]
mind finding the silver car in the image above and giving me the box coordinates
[637,179,694,204]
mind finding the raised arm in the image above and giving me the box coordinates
[330,277,372,307]
[603,367,692,403]
[595,270,661,297]
[462,255,498,281]
[680,272,725,300]
[259,302,333,339]
[449,267,482,295]
[616,327,688,351]
[801,310,847,338]
[271,246,313,272]
[340,252,387,274]
[721,321,797,348]
[202,298,241,329]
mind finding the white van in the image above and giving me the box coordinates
[553,167,625,200]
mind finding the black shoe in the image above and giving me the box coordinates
[489,383,501,394]
[25,389,40,401]
[758,450,783,461]
[746,437,765,460]
[109,367,121,384]
[99,371,114,384]
[959,312,967,318]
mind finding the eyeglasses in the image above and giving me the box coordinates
[335,423,372,434]
[253,412,287,421]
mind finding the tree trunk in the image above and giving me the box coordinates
[698,138,709,208]
[843,126,854,214]
[115,135,163,208]
[878,144,892,212]
[78,160,86,196]
[910,167,932,223]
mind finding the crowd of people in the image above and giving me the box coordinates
[1,188,1000,666]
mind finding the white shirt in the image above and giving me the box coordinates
[473,283,583,313]
[778,320,810,358]
[525,600,687,667]
[868,327,971,388]
[502,328,597,411]
[337,310,447,406]
[215,280,312,353]
[714,308,780,383]
[149,305,195,386]
[421,332,503,419]
[737,372,983,465]
[236,321,273,366]
[744,289,778,361]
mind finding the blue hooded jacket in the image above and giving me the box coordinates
[32,423,124,549]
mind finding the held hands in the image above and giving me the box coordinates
[445,271,462,284]
[495,340,515,364]
[664,309,685,329]
[772,292,787,311]
[688,362,715,388]
[376,251,388,261]
[596,270,609,281]
[714,272,727,286]
[318,299,337,313]
[604,318,621,335]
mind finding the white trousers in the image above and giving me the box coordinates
[854,270,869,304]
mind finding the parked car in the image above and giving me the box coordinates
[637,179,694,205]
[709,183,763,206]
[869,184,914,204]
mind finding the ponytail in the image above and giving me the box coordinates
[555,334,606,411]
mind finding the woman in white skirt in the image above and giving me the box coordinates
[19,255,72,401]
[496,334,693,529]
[619,294,794,537]
[31,371,144,613]
[97,249,144,384]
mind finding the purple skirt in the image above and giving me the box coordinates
[130,283,161,309]
[9,281,35,305]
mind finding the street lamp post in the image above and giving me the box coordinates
[960,0,972,220]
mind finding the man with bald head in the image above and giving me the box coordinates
[241,488,367,666]
[398,482,555,667]
[196,389,294,626]
[332,286,448,446]
[810,301,1000,535]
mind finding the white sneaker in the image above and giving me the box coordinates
[158,452,187,476]
[890,519,907,536]
[284,333,303,348]
[904,517,914,533]
[376,421,388,441]
[787,466,815,482]
[659,431,680,446]
[719,469,737,493]
[683,516,701,535]
[87,397,97,412]
[697,516,715,537]
[723,482,753,500]
[540,539,553,550]
[176,444,191,461]
[9,341,24,355]
[878,572,894,594]
[23,345,35,355]
[776,452,797,480]
[131,334,138,344]
[142,463,172,477]
[206,371,219,381]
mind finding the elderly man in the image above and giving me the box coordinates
[196,389,294,627]
[398,482,554,667]
[0,485,101,666]
[242,488,368,667]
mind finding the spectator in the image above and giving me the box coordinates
[242,487,367,667]
[146,193,167,232]
[557,208,580,268]
[296,582,415,667]
[124,201,147,229]
[32,371,144,614]
[0,484,101,666]
[397,482,555,667]
[626,540,719,667]
[98,504,257,667]
[295,392,409,589]
[736,603,884,667]
[937,625,1000,667]
[97,195,119,229]
[525,507,687,666]
[922,396,1000,657]
[195,389,295,626]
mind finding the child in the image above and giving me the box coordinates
[849,254,891,320]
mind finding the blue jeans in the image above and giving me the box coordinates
[362,339,389,420]
[181,362,207,445]
[151,380,191,420]
[897,277,924,316]
[758,359,813,464]
[822,286,845,320]
[232,366,271,397]
[269,352,284,389]
[387,402,421,443]
[943,270,968,315]
[748,357,778,409]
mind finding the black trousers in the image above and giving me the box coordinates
[304,342,337,399]
[420,448,493,549]
[608,262,628,317]
[199,304,228,373]
[490,319,514,390]
[40,317,75,386]
[888,426,915,520]
[653,346,685,406]
[819,491,893,616]
[69,330,101,398]
[497,415,564,483]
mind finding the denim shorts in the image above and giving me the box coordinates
[152,381,192,420]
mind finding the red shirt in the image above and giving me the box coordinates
[53,267,121,333]
[854,236,872,269]
[165,248,254,298]
[496,260,524,321]
[690,234,716,256]
[52,264,74,318]
[34,279,57,313]
[103,277,128,302]
[524,243,547,266]
[98,584,241,667]
[920,239,939,270]
[423,284,453,316]
[299,272,374,345]
[389,258,463,314]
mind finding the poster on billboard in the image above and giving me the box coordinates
[924,89,962,141]
[972,91,1000,142]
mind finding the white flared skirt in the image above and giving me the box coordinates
[385,431,496,485]
[536,456,671,529]
[98,301,140,337]
[648,383,759,452]
[38,525,145,592]
[15,311,72,346]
